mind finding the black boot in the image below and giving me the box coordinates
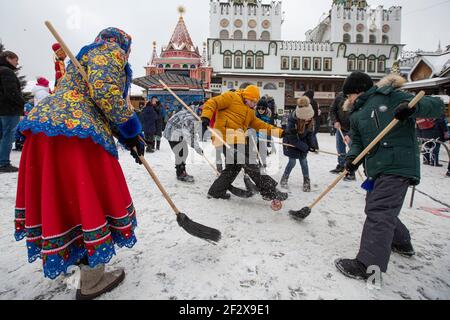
[335,259,370,281]
[446,171,450,177]
[280,175,289,189]
[176,164,194,183]
[0,165,19,173]
[344,172,356,181]
[330,165,345,175]
[392,243,415,257]
[156,140,161,151]
[216,164,223,174]
[207,192,231,200]
[303,177,311,193]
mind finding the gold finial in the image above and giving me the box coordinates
[178,6,186,17]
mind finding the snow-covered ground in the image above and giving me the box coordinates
[1,134,449,300]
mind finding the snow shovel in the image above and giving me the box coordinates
[290,91,426,221]
[45,21,221,244]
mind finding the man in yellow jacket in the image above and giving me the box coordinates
[201,85,288,201]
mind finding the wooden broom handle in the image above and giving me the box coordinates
[45,21,91,89]
[308,91,426,210]
[138,152,181,215]
[338,128,364,180]
[159,80,232,149]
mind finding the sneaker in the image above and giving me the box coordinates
[0,165,19,173]
[330,165,345,175]
[344,173,356,181]
[303,177,311,193]
[280,175,289,189]
[392,243,415,257]
[335,259,370,281]
[207,192,231,200]
[177,172,195,183]
[146,147,155,153]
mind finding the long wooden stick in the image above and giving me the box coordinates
[45,21,92,94]
[307,91,426,210]
[159,80,231,150]
[338,128,365,181]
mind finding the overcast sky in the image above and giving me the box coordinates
[1,0,449,83]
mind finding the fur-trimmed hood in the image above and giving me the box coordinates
[376,74,407,89]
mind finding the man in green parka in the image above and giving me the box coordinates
[335,72,444,281]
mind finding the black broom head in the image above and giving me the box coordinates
[289,207,312,221]
[177,213,222,244]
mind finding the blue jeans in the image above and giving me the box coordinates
[283,157,309,179]
[0,116,20,167]
[336,131,350,168]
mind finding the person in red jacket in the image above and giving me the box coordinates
[52,43,67,89]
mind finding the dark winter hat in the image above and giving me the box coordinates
[343,72,374,95]
[304,90,315,100]
[257,99,269,110]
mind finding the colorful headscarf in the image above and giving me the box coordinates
[73,27,133,99]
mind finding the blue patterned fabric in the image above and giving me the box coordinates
[18,28,137,158]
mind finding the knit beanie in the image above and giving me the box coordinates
[296,96,315,120]
[242,85,260,102]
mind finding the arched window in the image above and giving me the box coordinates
[281,56,290,70]
[347,55,356,71]
[261,31,271,41]
[234,30,243,40]
[220,30,229,39]
[357,55,365,71]
[256,51,264,69]
[303,57,311,70]
[158,64,164,68]
[182,64,189,69]
[234,51,243,69]
[343,33,351,43]
[368,55,376,73]
[245,51,254,69]
[263,83,277,90]
[356,34,364,43]
[382,35,389,44]
[378,56,386,73]
[224,51,232,68]
[248,30,257,40]
[240,82,254,89]
[369,35,376,44]
[165,64,171,69]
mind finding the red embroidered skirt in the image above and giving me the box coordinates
[15,132,137,279]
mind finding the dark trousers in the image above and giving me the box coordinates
[169,140,188,176]
[208,144,277,198]
[357,175,412,273]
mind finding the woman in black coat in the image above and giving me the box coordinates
[141,101,157,153]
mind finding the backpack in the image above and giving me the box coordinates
[416,118,435,130]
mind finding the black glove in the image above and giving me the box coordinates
[122,135,145,165]
[345,158,360,174]
[309,147,317,153]
[394,102,415,121]
[201,117,210,136]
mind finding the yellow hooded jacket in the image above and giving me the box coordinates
[202,90,283,146]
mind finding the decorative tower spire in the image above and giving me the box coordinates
[150,41,158,66]
[161,6,200,57]
[437,40,442,53]
[201,42,208,66]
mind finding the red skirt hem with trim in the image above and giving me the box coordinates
[15,132,138,280]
